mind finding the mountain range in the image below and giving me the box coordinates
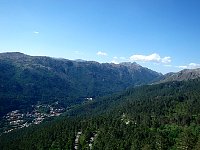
[0,52,161,116]
[1,52,200,149]
[156,68,200,83]
[1,52,200,117]
[1,67,200,150]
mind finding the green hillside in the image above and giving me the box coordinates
[0,52,161,117]
[1,79,200,149]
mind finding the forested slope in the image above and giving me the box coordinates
[0,52,161,117]
[1,79,200,149]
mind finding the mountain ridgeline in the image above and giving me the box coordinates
[156,68,200,83]
[0,52,161,116]
[2,52,200,149]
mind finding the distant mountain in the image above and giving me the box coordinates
[156,68,200,83]
[0,52,161,116]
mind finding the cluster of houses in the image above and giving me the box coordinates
[2,102,65,134]
[1,98,92,135]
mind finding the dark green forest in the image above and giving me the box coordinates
[0,52,160,117]
[1,79,200,149]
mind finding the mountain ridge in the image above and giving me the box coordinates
[0,52,161,116]
[156,68,200,83]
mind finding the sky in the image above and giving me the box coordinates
[1,0,200,74]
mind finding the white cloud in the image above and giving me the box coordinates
[130,53,161,62]
[177,65,188,69]
[177,63,200,69]
[162,57,171,63]
[97,51,107,56]
[111,60,119,64]
[119,57,126,60]
[164,64,172,67]
[111,56,128,64]
[189,63,200,69]
[33,31,39,34]
[129,53,171,64]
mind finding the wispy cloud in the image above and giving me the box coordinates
[188,63,200,69]
[119,57,126,60]
[164,64,172,67]
[97,51,107,56]
[111,56,128,64]
[177,65,188,69]
[161,57,171,63]
[111,60,119,64]
[129,53,171,64]
[33,31,39,34]
[74,50,82,55]
[177,63,200,69]
[130,53,160,62]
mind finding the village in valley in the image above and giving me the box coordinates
[0,97,94,135]
[1,101,65,134]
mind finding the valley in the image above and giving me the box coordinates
[1,0,200,149]
[0,101,65,134]
[0,52,161,118]
[1,53,200,149]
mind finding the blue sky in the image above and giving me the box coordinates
[1,0,200,73]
